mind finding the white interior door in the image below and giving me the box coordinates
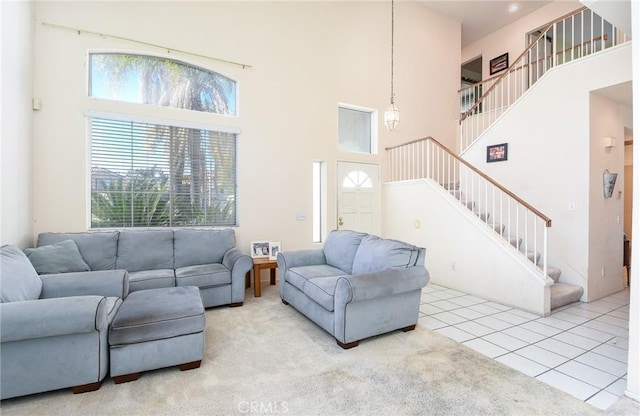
[337,161,380,235]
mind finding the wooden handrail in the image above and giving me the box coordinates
[385,136,431,151]
[458,74,500,94]
[460,6,588,121]
[457,33,608,95]
[387,137,552,227]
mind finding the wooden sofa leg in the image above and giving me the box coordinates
[337,340,359,349]
[281,299,289,305]
[230,302,243,307]
[71,381,102,394]
[113,373,141,384]
[401,324,416,332]
[179,360,201,371]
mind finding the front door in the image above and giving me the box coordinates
[336,161,380,235]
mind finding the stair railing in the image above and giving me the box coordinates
[386,137,552,278]
[459,6,630,152]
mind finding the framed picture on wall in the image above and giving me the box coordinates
[269,242,281,260]
[250,241,270,258]
[486,143,508,163]
[489,53,509,75]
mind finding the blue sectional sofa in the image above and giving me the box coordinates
[277,230,429,349]
[34,228,252,308]
[0,228,251,399]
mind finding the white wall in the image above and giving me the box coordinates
[383,180,550,316]
[0,0,34,248]
[461,44,632,302]
[31,1,460,251]
[588,91,627,299]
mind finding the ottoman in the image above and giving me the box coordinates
[108,286,205,383]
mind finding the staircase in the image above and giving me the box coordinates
[383,8,630,315]
[385,137,583,314]
[459,6,630,152]
[444,179,583,310]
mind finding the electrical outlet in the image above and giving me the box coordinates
[296,213,306,221]
[601,267,606,278]
[451,261,456,271]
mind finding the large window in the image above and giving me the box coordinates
[90,117,236,228]
[88,53,238,228]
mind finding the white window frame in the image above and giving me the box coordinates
[337,103,378,155]
[85,111,240,229]
[312,160,327,243]
[85,49,242,229]
[87,50,240,117]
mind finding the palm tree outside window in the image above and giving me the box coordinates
[88,53,237,228]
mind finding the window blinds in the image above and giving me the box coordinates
[89,117,237,228]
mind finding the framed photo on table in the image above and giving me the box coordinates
[251,241,270,258]
[269,242,281,260]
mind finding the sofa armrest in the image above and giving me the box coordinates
[222,248,253,273]
[276,249,326,271]
[223,248,253,304]
[334,266,429,305]
[0,296,108,343]
[40,270,129,299]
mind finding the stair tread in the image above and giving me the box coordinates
[521,249,541,265]
[474,211,490,221]
[442,181,460,190]
[491,223,505,234]
[550,283,584,310]
[546,266,562,282]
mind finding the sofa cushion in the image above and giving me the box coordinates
[0,245,43,303]
[322,230,367,274]
[109,286,204,346]
[128,269,175,292]
[38,231,119,271]
[24,240,90,275]
[175,263,231,288]
[303,276,342,312]
[116,230,174,272]
[351,235,420,275]
[286,264,346,293]
[174,229,235,268]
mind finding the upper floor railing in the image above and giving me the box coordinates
[386,137,552,278]
[459,6,631,152]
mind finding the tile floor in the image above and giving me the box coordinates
[418,284,630,410]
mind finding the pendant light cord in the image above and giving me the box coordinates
[390,0,395,104]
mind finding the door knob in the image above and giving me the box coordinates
[338,217,344,226]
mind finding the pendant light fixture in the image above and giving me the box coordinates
[384,0,400,131]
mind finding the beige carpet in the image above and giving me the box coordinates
[1,285,638,415]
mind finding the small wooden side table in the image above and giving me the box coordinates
[250,258,278,297]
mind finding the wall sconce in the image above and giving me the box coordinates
[603,169,618,198]
[603,137,616,148]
